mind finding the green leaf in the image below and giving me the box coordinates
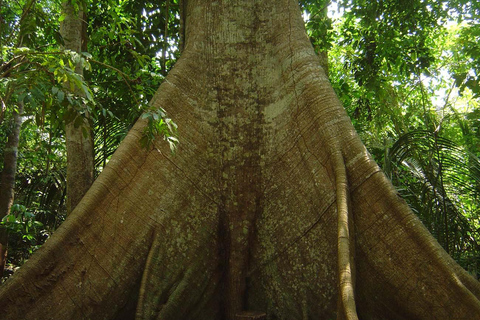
[57,90,65,103]
[17,92,27,103]
[81,52,92,59]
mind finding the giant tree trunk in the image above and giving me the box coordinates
[60,0,95,214]
[1,0,480,319]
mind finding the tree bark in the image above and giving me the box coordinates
[0,103,23,278]
[60,0,94,215]
[1,0,480,319]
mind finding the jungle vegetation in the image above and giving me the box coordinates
[0,1,479,318]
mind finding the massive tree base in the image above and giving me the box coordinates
[1,0,480,319]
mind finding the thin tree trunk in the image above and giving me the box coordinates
[60,0,94,214]
[161,0,170,76]
[0,103,23,278]
[316,4,329,76]
[1,1,480,319]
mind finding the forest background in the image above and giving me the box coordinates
[0,0,479,282]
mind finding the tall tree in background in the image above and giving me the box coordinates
[0,0,173,279]
[1,0,480,319]
[0,103,23,278]
[0,0,41,278]
[60,0,94,214]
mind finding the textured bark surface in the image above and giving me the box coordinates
[0,103,23,278]
[1,0,480,319]
[60,0,94,214]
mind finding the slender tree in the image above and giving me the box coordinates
[60,0,94,214]
[1,0,480,319]
[0,104,23,278]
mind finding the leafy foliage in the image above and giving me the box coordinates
[140,107,178,151]
[86,0,180,163]
[1,0,179,281]
[1,204,48,278]
[1,46,96,125]
[386,130,480,260]
[308,0,480,275]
